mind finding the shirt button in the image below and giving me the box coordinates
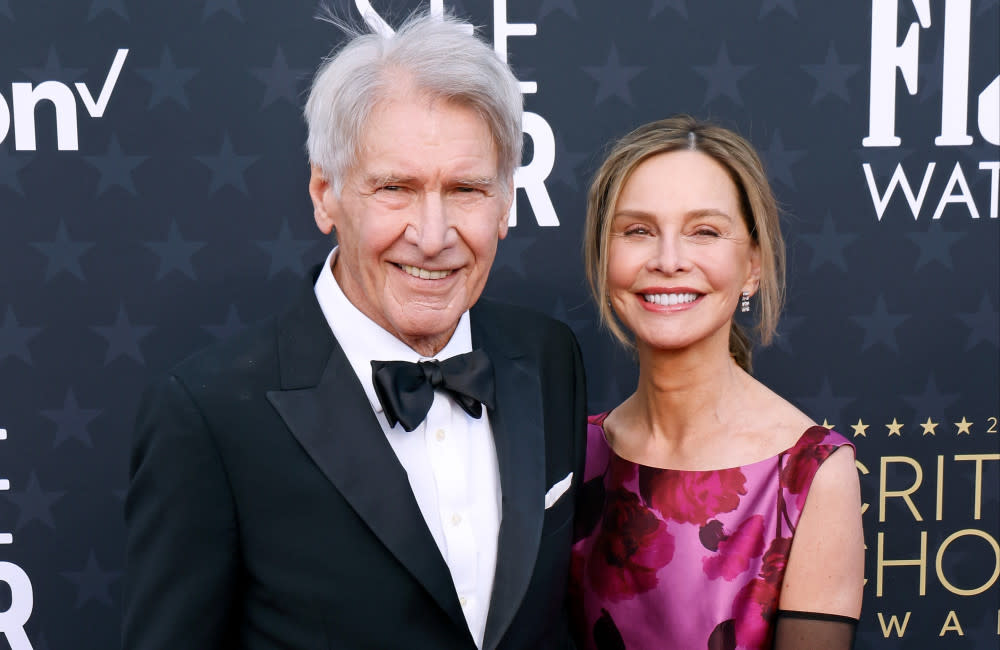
[451,513,462,526]
[460,596,469,608]
[435,429,446,442]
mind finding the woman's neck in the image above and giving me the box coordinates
[623,338,751,448]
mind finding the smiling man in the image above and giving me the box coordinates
[123,13,586,650]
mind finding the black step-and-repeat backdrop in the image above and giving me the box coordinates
[1,1,997,648]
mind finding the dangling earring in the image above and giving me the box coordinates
[740,291,750,313]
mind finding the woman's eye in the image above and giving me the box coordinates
[694,228,720,237]
[623,226,651,236]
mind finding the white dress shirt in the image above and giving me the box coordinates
[314,249,501,648]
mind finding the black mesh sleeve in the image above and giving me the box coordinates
[773,610,858,650]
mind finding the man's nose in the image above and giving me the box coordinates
[409,192,450,256]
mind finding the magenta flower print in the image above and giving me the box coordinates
[587,488,674,601]
[640,467,748,525]
[730,537,792,648]
[780,427,834,511]
[703,515,766,580]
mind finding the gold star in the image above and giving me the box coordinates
[955,417,973,434]
[821,418,835,430]
[851,419,869,438]
[919,418,939,435]
[886,418,904,436]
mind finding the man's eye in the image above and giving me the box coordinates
[380,185,402,192]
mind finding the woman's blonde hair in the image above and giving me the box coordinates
[583,115,785,372]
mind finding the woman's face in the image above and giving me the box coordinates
[606,150,760,354]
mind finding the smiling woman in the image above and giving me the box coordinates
[570,116,865,650]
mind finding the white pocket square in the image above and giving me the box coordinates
[544,472,573,509]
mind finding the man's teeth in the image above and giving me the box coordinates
[643,292,698,306]
[400,264,451,280]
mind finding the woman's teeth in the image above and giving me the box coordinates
[643,292,698,306]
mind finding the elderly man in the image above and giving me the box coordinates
[122,13,585,650]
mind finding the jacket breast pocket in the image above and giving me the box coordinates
[540,485,574,538]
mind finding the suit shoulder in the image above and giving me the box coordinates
[474,298,577,342]
[164,316,281,393]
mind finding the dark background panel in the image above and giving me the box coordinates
[0,1,997,648]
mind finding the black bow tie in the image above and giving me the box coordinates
[371,350,496,432]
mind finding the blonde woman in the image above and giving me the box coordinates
[569,116,863,650]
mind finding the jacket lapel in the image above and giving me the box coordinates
[265,280,467,633]
[473,307,546,650]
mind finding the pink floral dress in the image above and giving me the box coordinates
[569,413,853,650]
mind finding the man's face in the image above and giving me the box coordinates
[309,92,511,356]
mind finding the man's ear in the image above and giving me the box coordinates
[308,165,336,235]
[497,188,513,240]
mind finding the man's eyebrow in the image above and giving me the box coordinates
[452,176,498,188]
[363,173,415,187]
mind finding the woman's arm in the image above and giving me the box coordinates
[779,445,864,617]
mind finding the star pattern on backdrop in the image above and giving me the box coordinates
[256,221,315,278]
[801,42,860,104]
[21,46,85,83]
[60,551,121,608]
[771,314,804,354]
[693,43,754,106]
[798,213,858,272]
[761,130,806,190]
[83,135,149,196]
[493,235,535,277]
[956,294,999,350]
[649,0,687,19]
[901,375,959,421]
[851,295,910,353]
[196,134,259,195]
[144,221,206,280]
[92,304,154,365]
[203,304,245,340]
[539,0,579,21]
[136,47,198,109]
[88,0,128,20]
[31,222,96,282]
[0,149,31,196]
[203,0,243,21]
[0,307,41,365]
[0,5,996,649]
[797,377,855,428]
[886,418,904,436]
[760,0,797,18]
[582,45,645,106]
[4,471,66,531]
[252,47,308,109]
[977,0,999,14]
[40,389,102,448]
[549,135,590,191]
[905,222,965,270]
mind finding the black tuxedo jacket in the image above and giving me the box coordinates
[123,277,586,649]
